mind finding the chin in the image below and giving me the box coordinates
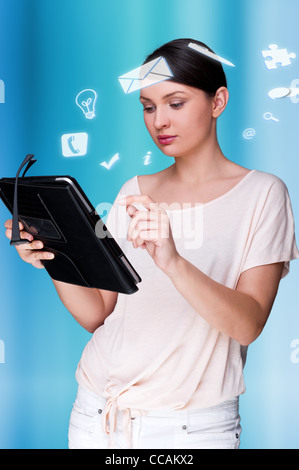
[158,145,181,158]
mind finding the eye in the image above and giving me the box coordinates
[170,102,185,109]
[143,106,156,113]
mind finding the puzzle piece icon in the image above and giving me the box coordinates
[262,44,296,70]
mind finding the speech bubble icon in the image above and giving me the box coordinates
[268,87,290,100]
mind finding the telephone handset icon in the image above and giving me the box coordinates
[67,135,81,154]
[61,132,88,157]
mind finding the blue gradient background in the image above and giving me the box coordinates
[0,0,298,449]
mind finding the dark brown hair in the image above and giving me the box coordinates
[144,38,227,96]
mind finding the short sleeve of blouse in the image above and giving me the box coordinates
[241,178,299,278]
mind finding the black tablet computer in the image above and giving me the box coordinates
[0,155,141,294]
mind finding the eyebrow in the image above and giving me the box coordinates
[139,91,188,101]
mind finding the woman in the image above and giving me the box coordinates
[5,38,299,449]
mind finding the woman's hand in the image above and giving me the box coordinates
[4,219,55,269]
[119,194,180,274]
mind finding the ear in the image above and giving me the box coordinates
[212,87,229,118]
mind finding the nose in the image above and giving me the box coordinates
[153,106,170,130]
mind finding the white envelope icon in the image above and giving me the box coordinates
[118,56,174,94]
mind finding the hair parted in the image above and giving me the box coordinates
[144,38,227,96]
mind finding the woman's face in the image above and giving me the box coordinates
[139,81,223,158]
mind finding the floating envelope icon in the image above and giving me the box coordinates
[118,56,174,94]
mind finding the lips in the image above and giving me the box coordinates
[157,135,177,145]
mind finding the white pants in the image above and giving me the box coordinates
[68,385,241,449]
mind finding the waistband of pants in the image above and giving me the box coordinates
[74,385,240,448]
[74,384,239,419]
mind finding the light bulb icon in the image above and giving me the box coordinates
[76,89,97,119]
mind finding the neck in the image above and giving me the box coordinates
[170,139,228,186]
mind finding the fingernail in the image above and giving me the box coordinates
[48,253,55,259]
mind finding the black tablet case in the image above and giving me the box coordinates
[0,155,141,294]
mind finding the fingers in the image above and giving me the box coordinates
[5,227,33,243]
[136,230,162,248]
[19,240,55,269]
[119,194,161,212]
[4,219,55,268]
[5,219,33,242]
[4,219,23,230]
[19,239,54,257]
[119,195,170,249]
[129,214,167,249]
[127,210,159,242]
[29,243,55,269]
[126,204,138,218]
